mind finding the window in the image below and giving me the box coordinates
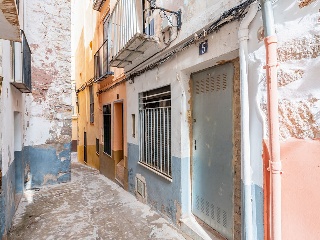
[139,85,171,178]
[103,104,111,155]
[89,85,94,123]
[103,15,109,41]
[10,41,15,80]
[132,114,136,138]
[94,14,111,81]
[96,138,99,155]
[143,0,155,36]
[16,0,19,13]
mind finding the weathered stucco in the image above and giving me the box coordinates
[247,1,320,239]
[23,0,72,186]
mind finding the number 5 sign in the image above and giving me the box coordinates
[199,40,208,55]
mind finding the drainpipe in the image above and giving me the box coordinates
[238,2,258,240]
[260,1,282,239]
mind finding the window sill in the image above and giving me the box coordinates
[138,162,172,182]
[103,151,112,157]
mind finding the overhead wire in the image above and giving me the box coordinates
[77,0,256,95]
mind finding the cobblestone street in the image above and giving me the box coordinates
[8,155,187,240]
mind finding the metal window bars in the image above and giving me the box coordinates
[109,0,141,58]
[93,0,106,11]
[94,39,113,82]
[139,86,172,178]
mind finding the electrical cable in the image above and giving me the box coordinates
[78,0,256,95]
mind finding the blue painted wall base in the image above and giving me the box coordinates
[23,143,71,187]
[128,143,185,224]
[0,142,71,239]
[241,181,264,240]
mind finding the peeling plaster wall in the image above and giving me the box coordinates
[23,0,72,187]
[0,39,26,238]
[247,1,320,239]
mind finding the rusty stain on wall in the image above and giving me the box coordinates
[298,0,316,8]
[277,35,320,62]
[278,69,304,87]
[279,99,319,140]
[31,67,54,103]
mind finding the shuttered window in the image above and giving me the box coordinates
[139,85,171,178]
[103,104,111,155]
[89,85,94,123]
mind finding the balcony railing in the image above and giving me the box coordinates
[11,30,31,93]
[108,0,160,69]
[93,0,106,11]
[94,39,113,82]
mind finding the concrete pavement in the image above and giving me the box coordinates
[8,155,188,240]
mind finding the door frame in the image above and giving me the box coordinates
[189,59,241,240]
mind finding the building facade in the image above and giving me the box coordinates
[0,0,72,238]
[73,0,320,239]
[73,0,128,188]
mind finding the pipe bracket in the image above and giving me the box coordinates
[269,160,283,174]
[263,63,279,69]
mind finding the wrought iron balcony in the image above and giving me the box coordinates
[93,0,106,11]
[11,30,32,93]
[108,0,161,69]
[94,39,113,82]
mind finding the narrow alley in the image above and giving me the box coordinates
[7,154,187,240]
[1,0,320,239]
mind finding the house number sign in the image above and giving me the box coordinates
[199,40,208,55]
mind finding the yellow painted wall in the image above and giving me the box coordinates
[73,0,111,170]
[73,0,128,189]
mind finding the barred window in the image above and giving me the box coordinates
[89,85,94,123]
[103,104,111,155]
[139,85,171,178]
[96,138,99,155]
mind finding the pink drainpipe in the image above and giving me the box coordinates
[264,35,282,240]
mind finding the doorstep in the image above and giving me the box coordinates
[180,216,226,240]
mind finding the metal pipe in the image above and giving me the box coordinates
[238,2,258,239]
[160,109,163,172]
[260,0,276,36]
[260,0,282,239]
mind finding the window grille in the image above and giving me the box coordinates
[96,138,99,155]
[103,104,112,155]
[143,1,155,36]
[89,85,94,123]
[139,85,171,178]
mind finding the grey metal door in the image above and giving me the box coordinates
[192,63,234,239]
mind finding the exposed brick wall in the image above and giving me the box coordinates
[232,58,241,240]
[22,0,72,186]
[24,0,72,146]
